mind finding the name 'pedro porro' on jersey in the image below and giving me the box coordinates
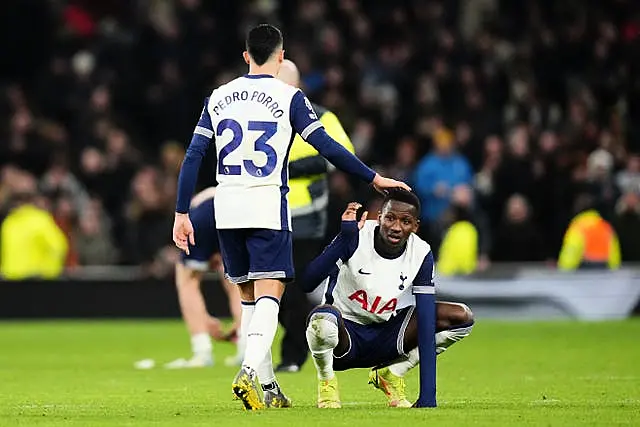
[206,75,311,231]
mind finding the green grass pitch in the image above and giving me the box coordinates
[0,319,639,426]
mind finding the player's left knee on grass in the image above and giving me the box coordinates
[435,303,474,355]
[306,308,340,353]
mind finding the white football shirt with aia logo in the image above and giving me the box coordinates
[327,221,433,325]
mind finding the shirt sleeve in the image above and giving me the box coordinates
[176,97,214,213]
[290,90,375,183]
[412,251,436,295]
[301,220,359,292]
[290,90,324,139]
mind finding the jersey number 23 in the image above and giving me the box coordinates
[217,119,278,178]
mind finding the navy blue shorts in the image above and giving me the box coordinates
[180,199,219,271]
[333,306,415,371]
[217,228,294,284]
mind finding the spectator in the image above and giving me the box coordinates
[437,192,478,277]
[585,148,618,214]
[612,192,640,262]
[558,194,621,271]
[474,135,504,225]
[40,157,89,213]
[413,126,473,230]
[0,173,68,280]
[494,125,536,210]
[123,167,173,274]
[616,154,640,195]
[75,199,118,266]
[386,137,419,183]
[491,194,546,262]
[442,184,491,270]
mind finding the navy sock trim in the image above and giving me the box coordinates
[261,381,278,391]
[241,300,256,306]
[256,295,280,306]
[307,305,342,326]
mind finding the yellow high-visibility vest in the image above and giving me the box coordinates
[438,221,478,276]
[558,210,620,270]
[288,104,354,215]
[1,204,68,279]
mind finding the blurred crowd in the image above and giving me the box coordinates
[1,0,640,278]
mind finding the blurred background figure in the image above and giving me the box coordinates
[437,185,479,277]
[413,127,473,246]
[558,194,621,271]
[491,194,546,262]
[0,171,68,279]
[612,192,640,262]
[74,198,118,266]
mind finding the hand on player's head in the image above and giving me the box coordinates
[372,174,412,195]
[172,213,195,255]
[342,202,368,229]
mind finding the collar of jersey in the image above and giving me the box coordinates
[244,74,275,79]
[373,226,407,260]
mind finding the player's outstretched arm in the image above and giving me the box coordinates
[412,251,438,408]
[289,91,410,194]
[301,202,365,292]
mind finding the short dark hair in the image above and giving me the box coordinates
[246,24,283,66]
[382,188,421,218]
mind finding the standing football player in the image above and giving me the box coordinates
[165,186,244,369]
[172,24,409,410]
[302,189,474,408]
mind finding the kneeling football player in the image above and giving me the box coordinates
[302,190,474,408]
[165,187,242,368]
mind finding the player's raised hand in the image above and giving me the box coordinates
[341,202,369,229]
[372,173,412,194]
[341,202,362,222]
[173,213,195,255]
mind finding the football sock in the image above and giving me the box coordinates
[435,321,475,354]
[257,348,277,387]
[190,332,212,358]
[237,301,255,363]
[388,347,419,377]
[242,297,279,374]
[306,312,339,380]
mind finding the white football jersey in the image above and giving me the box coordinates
[201,75,323,231]
[326,221,433,325]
